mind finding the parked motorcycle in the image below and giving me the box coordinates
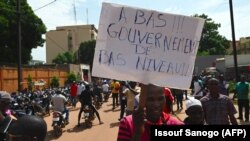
[51,111,67,137]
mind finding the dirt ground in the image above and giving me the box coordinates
[44,93,249,141]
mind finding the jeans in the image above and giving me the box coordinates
[63,108,69,122]
[238,99,249,120]
[119,98,127,119]
[71,96,77,107]
[112,93,119,109]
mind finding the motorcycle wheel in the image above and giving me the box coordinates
[53,125,62,137]
[85,121,92,128]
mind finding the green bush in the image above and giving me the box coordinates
[66,72,77,84]
[50,76,60,88]
[228,81,236,93]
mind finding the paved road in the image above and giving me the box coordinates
[44,94,249,141]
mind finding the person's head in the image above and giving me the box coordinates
[129,81,137,89]
[103,80,107,84]
[85,84,90,90]
[56,90,61,95]
[193,75,198,81]
[185,97,204,124]
[145,84,165,122]
[0,91,11,114]
[163,87,171,96]
[240,75,246,82]
[207,78,220,98]
[218,74,224,81]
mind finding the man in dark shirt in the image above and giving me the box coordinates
[77,85,104,126]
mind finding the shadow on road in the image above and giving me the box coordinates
[106,104,113,106]
[103,108,120,113]
[110,121,120,128]
[68,107,80,111]
[46,129,67,140]
[67,124,88,133]
[103,109,113,112]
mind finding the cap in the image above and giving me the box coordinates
[0,91,11,101]
[186,96,202,110]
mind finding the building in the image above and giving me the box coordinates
[228,36,250,54]
[46,24,98,64]
[237,37,250,54]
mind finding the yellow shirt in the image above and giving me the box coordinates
[111,81,120,94]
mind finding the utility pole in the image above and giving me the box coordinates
[17,0,22,92]
[73,0,77,24]
[86,8,88,24]
[229,0,239,81]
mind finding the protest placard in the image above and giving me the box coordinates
[92,2,205,89]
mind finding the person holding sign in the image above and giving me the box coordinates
[117,84,183,141]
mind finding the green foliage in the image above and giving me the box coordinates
[228,81,236,93]
[0,0,46,64]
[193,14,230,55]
[50,76,60,88]
[27,74,33,91]
[52,51,75,64]
[79,40,96,71]
[64,51,75,63]
[66,72,77,84]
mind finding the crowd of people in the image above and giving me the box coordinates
[1,73,249,140]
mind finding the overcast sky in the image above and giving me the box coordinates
[27,0,250,62]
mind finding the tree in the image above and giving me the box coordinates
[78,40,96,71]
[52,51,75,64]
[65,72,77,84]
[0,0,46,64]
[50,76,59,88]
[194,14,230,55]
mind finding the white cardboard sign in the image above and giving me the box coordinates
[92,2,205,89]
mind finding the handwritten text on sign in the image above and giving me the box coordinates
[92,2,204,89]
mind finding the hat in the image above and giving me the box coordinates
[0,91,11,101]
[186,96,202,110]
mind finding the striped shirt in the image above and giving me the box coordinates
[117,113,184,141]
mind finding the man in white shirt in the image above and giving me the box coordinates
[77,82,86,97]
[123,82,140,116]
[51,90,69,123]
[102,81,110,102]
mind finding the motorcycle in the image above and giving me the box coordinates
[83,105,95,128]
[51,111,67,137]
[93,95,102,110]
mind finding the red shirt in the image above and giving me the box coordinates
[70,83,78,97]
[163,87,174,114]
[117,112,184,141]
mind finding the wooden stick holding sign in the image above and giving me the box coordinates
[138,84,147,110]
[131,83,147,141]
[92,2,204,140]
